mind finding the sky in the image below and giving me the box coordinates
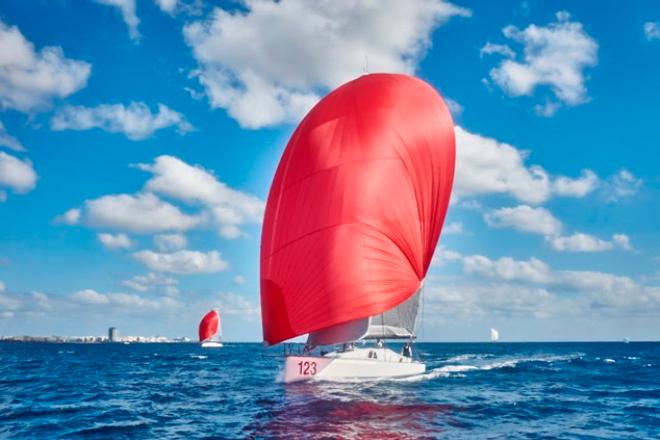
[0,0,659,342]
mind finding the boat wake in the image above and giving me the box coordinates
[392,352,585,383]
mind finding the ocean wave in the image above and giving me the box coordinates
[4,342,658,439]
[69,420,153,436]
[444,353,481,362]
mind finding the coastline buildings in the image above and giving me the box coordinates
[0,324,193,343]
[0,334,191,344]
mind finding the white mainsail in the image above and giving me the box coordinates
[490,327,499,342]
[363,291,420,340]
[306,290,421,348]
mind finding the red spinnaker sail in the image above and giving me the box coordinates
[198,310,219,342]
[260,73,455,346]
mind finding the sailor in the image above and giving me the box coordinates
[376,338,384,348]
[402,342,412,358]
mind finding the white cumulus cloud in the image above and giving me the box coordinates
[155,0,178,14]
[133,249,228,274]
[485,11,597,114]
[612,233,632,251]
[0,20,90,112]
[138,155,264,238]
[484,205,562,236]
[430,253,660,319]
[72,288,179,310]
[51,102,192,141]
[445,98,464,117]
[55,208,81,225]
[72,289,109,305]
[63,192,202,233]
[644,21,660,40]
[122,272,178,294]
[552,169,599,197]
[547,232,632,252]
[183,0,470,128]
[454,126,598,204]
[0,151,37,195]
[463,255,553,284]
[443,222,464,234]
[455,126,551,203]
[58,156,263,239]
[153,233,187,252]
[605,169,642,201]
[215,292,260,316]
[98,232,133,250]
[0,122,25,152]
[480,42,514,58]
[431,247,463,267]
[95,0,140,41]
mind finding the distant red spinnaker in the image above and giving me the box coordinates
[198,310,220,342]
[260,73,456,346]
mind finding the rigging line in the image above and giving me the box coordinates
[420,282,425,345]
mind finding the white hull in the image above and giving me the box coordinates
[201,341,223,348]
[283,347,424,383]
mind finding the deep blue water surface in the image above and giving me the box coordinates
[1,342,659,439]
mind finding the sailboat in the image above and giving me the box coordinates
[260,73,456,383]
[490,328,499,342]
[199,309,223,348]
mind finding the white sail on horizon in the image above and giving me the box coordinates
[490,327,499,342]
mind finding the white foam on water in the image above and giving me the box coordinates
[190,355,208,360]
[444,354,478,362]
[480,359,518,370]
[440,365,479,373]
[604,358,616,363]
[390,364,480,383]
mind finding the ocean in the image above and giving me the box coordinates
[1,342,658,439]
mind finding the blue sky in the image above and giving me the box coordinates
[0,0,659,341]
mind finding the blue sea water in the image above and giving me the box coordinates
[1,342,658,439]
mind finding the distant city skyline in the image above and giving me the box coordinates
[1,1,659,341]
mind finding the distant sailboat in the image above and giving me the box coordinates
[490,328,499,342]
[260,74,456,383]
[199,309,223,348]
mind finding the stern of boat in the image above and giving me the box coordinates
[283,348,425,383]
